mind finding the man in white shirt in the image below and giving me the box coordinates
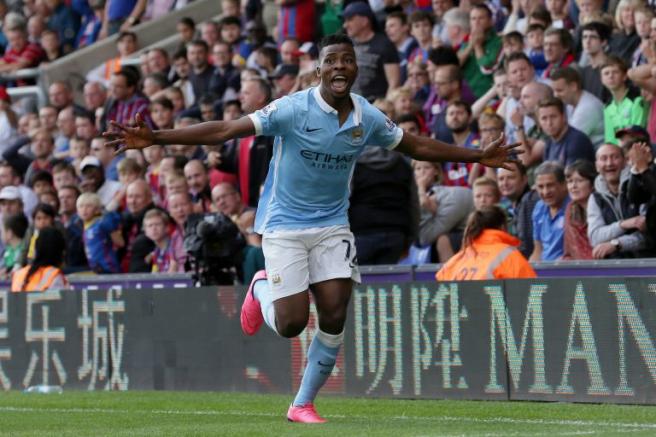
[550,67,605,147]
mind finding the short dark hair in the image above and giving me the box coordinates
[30,170,54,188]
[526,23,546,34]
[503,31,523,45]
[537,96,566,115]
[173,48,187,61]
[115,66,140,88]
[386,11,408,26]
[3,213,28,239]
[529,6,552,27]
[504,52,532,70]
[188,39,209,52]
[471,3,492,18]
[219,16,241,28]
[549,67,582,89]
[117,31,137,43]
[32,202,57,220]
[395,113,421,127]
[581,21,612,42]
[446,100,472,116]
[427,46,459,66]
[178,17,195,28]
[565,159,597,184]
[601,55,628,73]
[409,10,435,26]
[59,185,81,197]
[545,28,573,54]
[52,160,76,177]
[151,97,174,111]
[319,33,354,55]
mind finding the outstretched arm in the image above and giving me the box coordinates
[396,131,521,170]
[104,114,256,154]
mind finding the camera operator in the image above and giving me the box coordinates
[211,182,264,284]
[183,199,246,286]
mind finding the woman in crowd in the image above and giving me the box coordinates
[11,227,68,292]
[563,160,597,260]
[436,206,536,281]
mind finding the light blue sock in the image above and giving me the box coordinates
[253,279,277,334]
[292,329,343,407]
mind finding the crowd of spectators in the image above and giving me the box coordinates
[0,0,656,284]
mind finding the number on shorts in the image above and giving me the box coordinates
[342,239,358,267]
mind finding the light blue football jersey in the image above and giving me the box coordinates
[248,87,404,233]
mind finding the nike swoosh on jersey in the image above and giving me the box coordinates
[305,127,322,132]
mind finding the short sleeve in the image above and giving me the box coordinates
[100,211,121,234]
[367,105,404,150]
[247,96,295,137]
[380,37,400,64]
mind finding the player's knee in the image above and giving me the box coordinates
[276,316,308,338]
[318,310,347,334]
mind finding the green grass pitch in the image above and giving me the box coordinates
[1,391,655,436]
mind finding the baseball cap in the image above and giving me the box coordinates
[292,42,319,59]
[80,156,102,171]
[270,63,300,79]
[0,186,22,201]
[342,1,375,20]
[615,125,649,140]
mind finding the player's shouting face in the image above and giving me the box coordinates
[317,43,358,99]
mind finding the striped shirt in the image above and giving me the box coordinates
[106,95,153,128]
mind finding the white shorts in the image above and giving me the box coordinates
[262,225,361,300]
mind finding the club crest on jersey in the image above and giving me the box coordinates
[351,127,364,144]
[261,102,277,116]
[385,117,396,132]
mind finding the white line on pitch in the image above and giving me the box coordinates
[0,406,654,431]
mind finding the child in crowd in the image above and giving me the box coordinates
[396,113,422,136]
[473,177,502,211]
[77,192,124,274]
[502,32,524,58]
[387,87,417,123]
[165,87,187,114]
[30,170,55,197]
[52,161,78,191]
[69,136,90,176]
[24,203,58,265]
[409,10,434,65]
[1,213,28,278]
[526,24,548,75]
[149,97,175,130]
[39,190,59,212]
[106,158,144,212]
[143,208,180,273]
[601,55,648,145]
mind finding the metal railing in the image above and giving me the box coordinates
[1,68,47,107]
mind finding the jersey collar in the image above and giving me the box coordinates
[312,87,362,126]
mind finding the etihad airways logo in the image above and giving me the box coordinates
[300,150,355,170]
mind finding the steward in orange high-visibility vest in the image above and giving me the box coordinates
[436,206,537,281]
[11,227,68,292]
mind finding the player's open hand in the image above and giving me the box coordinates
[479,133,523,170]
[103,113,155,155]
